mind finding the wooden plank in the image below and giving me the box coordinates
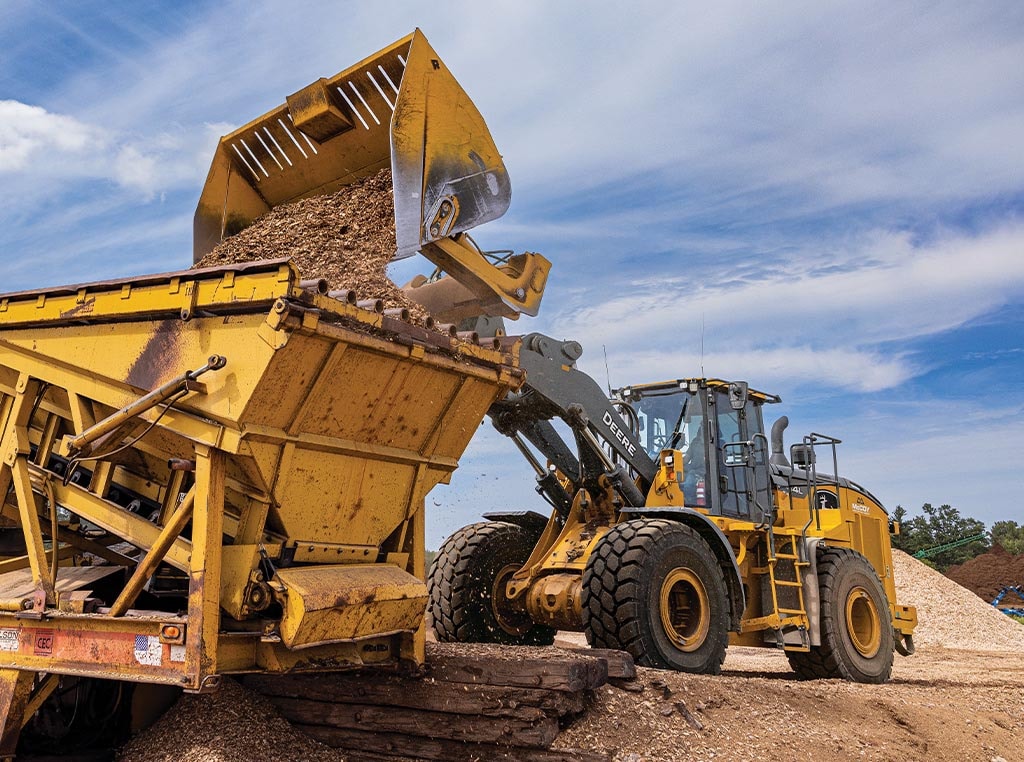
[272,697,560,748]
[426,645,608,693]
[0,563,123,599]
[243,672,586,718]
[564,647,636,680]
[293,724,612,762]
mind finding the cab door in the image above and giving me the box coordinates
[710,390,770,523]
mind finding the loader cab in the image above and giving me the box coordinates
[617,379,780,521]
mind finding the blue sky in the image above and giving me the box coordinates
[2,2,1022,547]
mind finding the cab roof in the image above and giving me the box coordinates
[615,378,781,404]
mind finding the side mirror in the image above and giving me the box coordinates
[728,382,748,410]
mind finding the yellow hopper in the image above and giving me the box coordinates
[0,259,521,749]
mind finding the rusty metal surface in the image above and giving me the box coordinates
[275,564,427,649]
[0,611,189,686]
[0,669,35,755]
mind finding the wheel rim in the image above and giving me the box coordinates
[491,564,532,635]
[845,586,882,658]
[659,568,710,652]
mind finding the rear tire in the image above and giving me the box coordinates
[427,521,556,646]
[787,547,894,683]
[582,519,730,674]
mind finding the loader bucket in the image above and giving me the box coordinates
[193,30,547,317]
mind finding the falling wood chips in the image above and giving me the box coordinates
[193,168,428,322]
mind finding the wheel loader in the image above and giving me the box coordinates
[0,30,549,755]
[429,334,918,683]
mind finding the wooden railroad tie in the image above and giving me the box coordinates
[245,643,638,762]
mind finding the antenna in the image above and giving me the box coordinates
[603,344,613,395]
[700,314,705,377]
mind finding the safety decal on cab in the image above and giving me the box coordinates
[134,635,163,666]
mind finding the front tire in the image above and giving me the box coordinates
[787,547,894,683]
[582,519,730,674]
[427,521,556,646]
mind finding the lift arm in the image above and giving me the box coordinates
[490,333,657,511]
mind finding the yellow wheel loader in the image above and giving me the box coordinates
[0,30,548,755]
[429,335,918,683]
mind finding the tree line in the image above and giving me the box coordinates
[890,503,1024,571]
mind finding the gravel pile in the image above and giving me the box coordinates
[194,168,427,321]
[117,678,345,762]
[891,550,1024,650]
[945,544,1024,603]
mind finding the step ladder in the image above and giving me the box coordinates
[741,528,812,650]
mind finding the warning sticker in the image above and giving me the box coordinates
[33,630,54,656]
[0,629,19,652]
[134,635,162,666]
[170,644,186,664]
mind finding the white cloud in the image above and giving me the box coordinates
[21,1,1019,214]
[546,222,1024,391]
[0,100,103,172]
[0,99,228,199]
[112,145,158,193]
[827,400,1024,526]
[594,347,915,394]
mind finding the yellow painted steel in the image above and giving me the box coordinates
[0,28,545,750]
[276,564,427,649]
[0,257,521,729]
[506,384,916,652]
[193,30,550,319]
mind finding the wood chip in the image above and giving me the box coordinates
[193,168,428,322]
[117,678,345,762]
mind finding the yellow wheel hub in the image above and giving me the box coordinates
[845,586,882,658]
[659,568,710,652]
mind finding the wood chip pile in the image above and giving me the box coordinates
[945,544,1024,603]
[116,678,344,762]
[892,550,1024,650]
[193,168,427,322]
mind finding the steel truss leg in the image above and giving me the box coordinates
[0,669,35,758]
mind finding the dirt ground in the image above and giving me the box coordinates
[555,639,1024,762]
[555,552,1024,762]
[121,549,1024,762]
[123,640,1023,762]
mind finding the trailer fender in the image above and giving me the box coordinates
[620,507,746,630]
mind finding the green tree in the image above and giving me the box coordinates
[890,505,912,552]
[991,521,1024,555]
[890,503,988,571]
